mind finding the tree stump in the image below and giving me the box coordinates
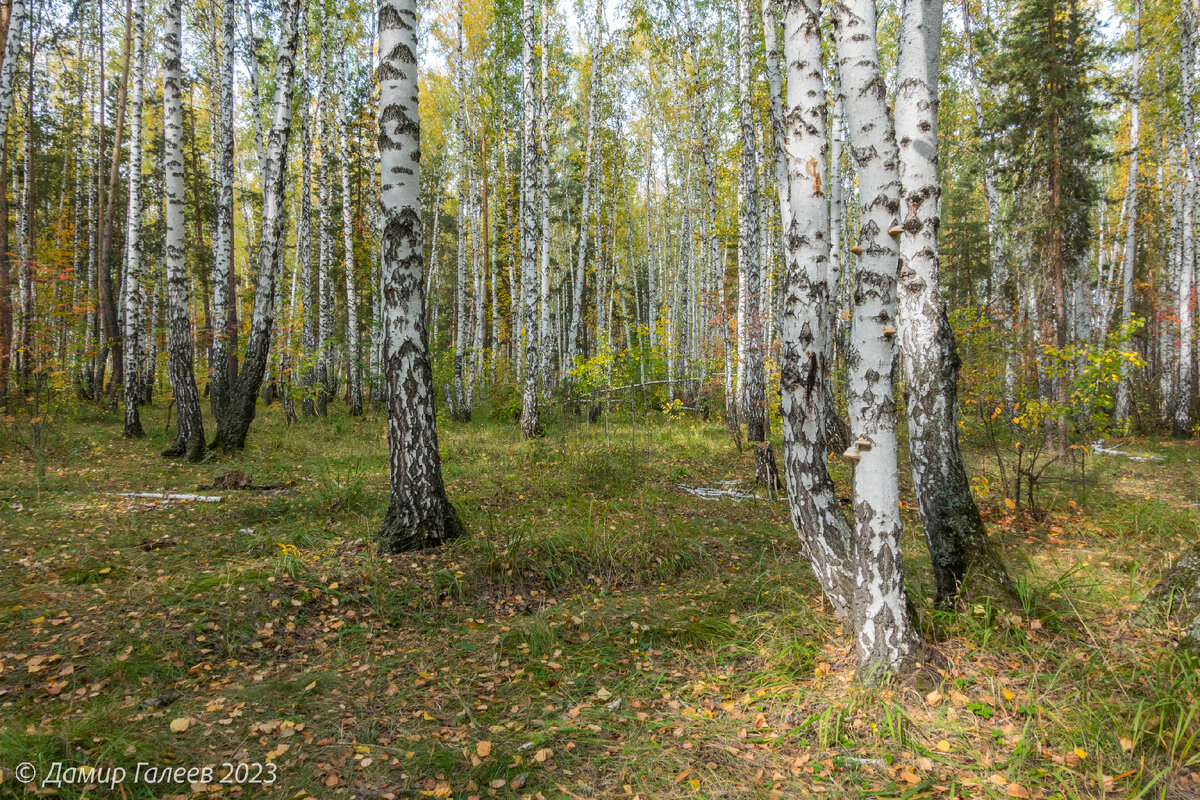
[754,442,782,498]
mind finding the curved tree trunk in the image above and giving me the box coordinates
[161,0,206,461]
[376,0,465,551]
[779,0,856,622]
[122,0,147,438]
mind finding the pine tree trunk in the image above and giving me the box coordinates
[376,0,465,551]
[210,0,237,423]
[213,0,300,451]
[833,0,922,680]
[122,0,147,438]
[161,0,206,461]
[739,0,767,443]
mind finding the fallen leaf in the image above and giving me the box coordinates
[476,741,492,758]
[169,718,190,733]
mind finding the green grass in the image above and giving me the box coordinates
[0,399,1198,798]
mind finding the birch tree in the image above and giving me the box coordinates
[122,0,147,439]
[895,0,1012,603]
[213,0,301,451]
[0,0,26,412]
[832,0,921,678]
[570,0,602,368]
[340,43,363,417]
[1112,1,1141,428]
[1176,1,1196,440]
[779,0,855,621]
[161,0,206,462]
[210,0,238,423]
[519,0,542,438]
[738,0,767,446]
[376,0,465,551]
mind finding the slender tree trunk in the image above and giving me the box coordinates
[1176,2,1196,439]
[340,54,363,417]
[298,6,317,418]
[122,0,147,438]
[519,0,542,438]
[739,0,767,443]
[0,0,24,413]
[161,0,206,461]
[833,0,923,680]
[376,0,465,551]
[539,0,553,398]
[779,0,855,621]
[1113,0,1141,429]
[451,0,470,421]
[210,0,237,423]
[213,0,300,450]
[570,0,601,368]
[98,0,133,393]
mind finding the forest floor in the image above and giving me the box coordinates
[0,402,1198,799]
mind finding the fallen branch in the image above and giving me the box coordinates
[113,492,224,503]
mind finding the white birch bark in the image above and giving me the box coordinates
[161,0,206,461]
[376,0,464,550]
[779,0,855,620]
[0,0,26,163]
[214,0,300,450]
[339,44,362,416]
[570,0,602,368]
[211,0,237,422]
[122,0,147,439]
[833,0,920,679]
[519,0,541,438]
[1113,0,1141,428]
[1178,2,1197,439]
[739,0,768,443]
[539,0,554,396]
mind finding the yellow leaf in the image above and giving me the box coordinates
[169,718,190,733]
[476,741,492,758]
[1074,747,1088,760]
[689,779,701,790]
[936,739,951,752]
[1004,498,1016,511]
[1003,688,1015,701]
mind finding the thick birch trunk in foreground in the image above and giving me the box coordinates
[376,0,465,551]
[895,0,1012,604]
[519,0,541,438]
[161,0,206,461]
[122,0,147,438]
[210,0,237,424]
[738,0,767,443]
[833,0,921,679]
[779,0,855,621]
[213,0,300,450]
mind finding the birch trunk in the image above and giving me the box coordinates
[1113,0,1141,429]
[161,0,206,461]
[340,65,363,416]
[0,0,23,410]
[1176,2,1196,439]
[298,10,317,418]
[376,0,465,551]
[451,0,470,421]
[895,0,1012,604]
[210,0,237,422]
[739,0,767,443]
[779,0,855,621]
[317,27,333,416]
[213,0,300,450]
[570,0,602,368]
[519,0,542,438]
[833,0,921,679]
[122,0,147,438]
[539,0,553,397]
